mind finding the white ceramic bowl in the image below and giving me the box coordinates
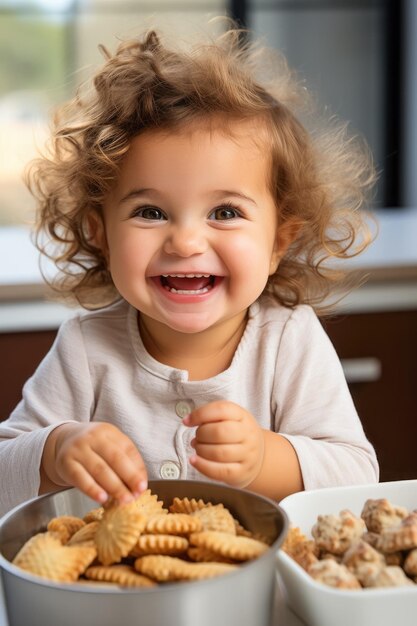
[276,480,417,626]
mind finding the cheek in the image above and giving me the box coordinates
[107,230,149,277]
[221,230,276,276]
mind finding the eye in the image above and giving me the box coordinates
[209,204,242,221]
[131,206,167,221]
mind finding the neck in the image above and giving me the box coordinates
[138,311,248,381]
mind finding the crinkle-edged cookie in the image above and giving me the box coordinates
[361,498,409,533]
[133,489,168,518]
[308,559,361,589]
[13,532,96,582]
[191,504,236,535]
[129,534,188,557]
[95,501,147,565]
[85,564,156,587]
[312,510,365,556]
[187,546,236,564]
[83,507,104,523]
[169,497,212,514]
[67,521,100,546]
[145,513,203,535]
[47,515,86,544]
[134,555,238,582]
[189,531,268,561]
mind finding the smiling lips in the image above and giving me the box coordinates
[160,273,217,294]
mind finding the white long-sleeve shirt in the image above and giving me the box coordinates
[0,295,378,516]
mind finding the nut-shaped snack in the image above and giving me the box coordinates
[134,555,238,582]
[311,509,365,555]
[307,559,361,589]
[281,527,319,571]
[342,539,385,586]
[12,532,96,582]
[376,513,417,553]
[366,565,414,588]
[361,498,409,533]
[404,548,417,576]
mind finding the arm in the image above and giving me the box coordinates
[0,316,147,516]
[184,305,378,499]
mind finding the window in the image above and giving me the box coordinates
[0,0,227,229]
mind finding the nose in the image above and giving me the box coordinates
[163,223,208,257]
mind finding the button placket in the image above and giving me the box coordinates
[175,399,195,419]
[160,461,181,479]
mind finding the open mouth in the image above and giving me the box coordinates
[159,274,217,295]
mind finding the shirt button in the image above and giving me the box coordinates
[175,399,195,419]
[160,461,180,480]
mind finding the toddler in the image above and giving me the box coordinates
[0,26,379,517]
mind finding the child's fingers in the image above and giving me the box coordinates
[100,441,148,499]
[192,421,243,445]
[183,400,244,427]
[75,449,136,504]
[189,454,243,486]
[63,458,110,504]
[191,441,243,463]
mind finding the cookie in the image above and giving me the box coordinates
[13,532,96,582]
[134,555,238,582]
[189,531,268,561]
[84,564,156,587]
[95,500,147,565]
[129,534,188,557]
[145,513,203,535]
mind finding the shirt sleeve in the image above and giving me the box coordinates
[273,305,379,489]
[0,316,94,516]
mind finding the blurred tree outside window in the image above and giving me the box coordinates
[0,0,70,226]
[0,0,226,229]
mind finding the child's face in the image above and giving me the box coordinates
[99,121,291,334]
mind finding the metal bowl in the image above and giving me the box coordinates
[0,480,288,626]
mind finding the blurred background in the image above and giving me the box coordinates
[0,0,416,227]
[0,0,416,482]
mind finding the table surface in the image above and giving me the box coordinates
[0,572,305,626]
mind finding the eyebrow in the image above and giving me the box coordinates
[120,188,156,203]
[120,188,258,206]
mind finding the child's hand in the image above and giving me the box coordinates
[183,401,265,489]
[42,422,148,505]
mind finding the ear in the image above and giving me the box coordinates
[87,211,109,261]
[269,218,301,275]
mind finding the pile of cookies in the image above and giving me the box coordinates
[282,497,417,589]
[11,489,269,587]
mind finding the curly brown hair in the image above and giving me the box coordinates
[27,25,376,311]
